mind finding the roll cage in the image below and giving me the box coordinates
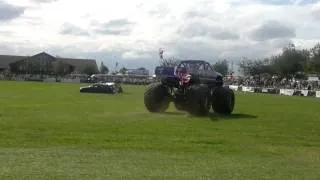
[174,60,215,75]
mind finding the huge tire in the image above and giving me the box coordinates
[174,101,187,111]
[211,87,235,114]
[144,82,170,113]
[186,85,211,116]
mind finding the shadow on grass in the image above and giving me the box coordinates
[208,113,258,121]
[120,92,132,95]
[162,112,186,115]
[161,111,257,121]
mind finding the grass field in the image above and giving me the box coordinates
[0,80,319,179]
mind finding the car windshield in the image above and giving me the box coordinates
[92,84,101,88]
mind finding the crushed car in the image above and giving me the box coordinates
[80,82,123,94]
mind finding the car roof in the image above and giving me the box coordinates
[95,82,115,86]
[178,60,209,63]
[104,82,115,86]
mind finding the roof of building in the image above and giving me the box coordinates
[57,57,98,72]
[0,52,98,72]
[0,55,27,69]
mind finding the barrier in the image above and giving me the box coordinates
[60,78,80,83]
[280,89,295,96]
[44,78,56,82]
[220,84,320,98]
[242,86,254,92]
[12,77,25,81]
[301,90,309,97]
[229,85,239,91]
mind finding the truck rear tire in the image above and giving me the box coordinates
[186,85,211,116]
[211,87,235,114]
[144,82,170,113]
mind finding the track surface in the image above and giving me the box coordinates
[0,81,319,179]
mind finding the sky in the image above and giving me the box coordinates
[1,0,320,73]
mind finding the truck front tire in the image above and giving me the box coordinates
[144,82,170,113]
[211,87,235,114]
[186,85,211,116]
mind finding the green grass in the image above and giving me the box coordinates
[0,80,319,179]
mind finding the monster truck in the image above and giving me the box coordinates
[144,60,235,116]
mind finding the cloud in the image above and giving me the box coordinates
[256,0,318,5]
[148,2,170,18]
[0,0,25,21]
[29,0,58,3]
[311,2,320,20]
[0,30,13,36]
[177,19,240,40]
[248,20,296,41]
[183,10,210,19]
[59,22,89,36]
[0,0,320,74]
[92,19,135,36]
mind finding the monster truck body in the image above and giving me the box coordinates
[144,60,235,116]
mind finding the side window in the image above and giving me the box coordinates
[205,63,213,72]
[198,64,204,71]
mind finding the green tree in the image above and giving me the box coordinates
[52,60,75,76]
[83,64,98,75]
[238,58,275,76]
[309,43,320,73]
[212,60,229,76]
[272,43,309,78]
[160,56,179,67]
[99,62,109,74]
[239,42,310,78]
[119,67,127,75]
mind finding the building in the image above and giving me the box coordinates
[0,52,98,75]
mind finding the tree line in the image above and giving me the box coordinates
[159,42,320,79]
[238,42,320,78]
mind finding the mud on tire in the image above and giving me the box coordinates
[211,87,235,114]
[186,84,211,116]
[144,82,170,113]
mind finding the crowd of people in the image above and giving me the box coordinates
[1,72,320,90]
[224,75,320,91]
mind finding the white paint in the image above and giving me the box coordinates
[229,85,238,91]
[279,89,295,96]
[301,90,309,96]
[242,86,254,93]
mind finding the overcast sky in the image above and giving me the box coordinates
[1,0,320,72]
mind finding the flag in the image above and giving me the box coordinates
[159,48,164,59]
[115,62,118,67]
